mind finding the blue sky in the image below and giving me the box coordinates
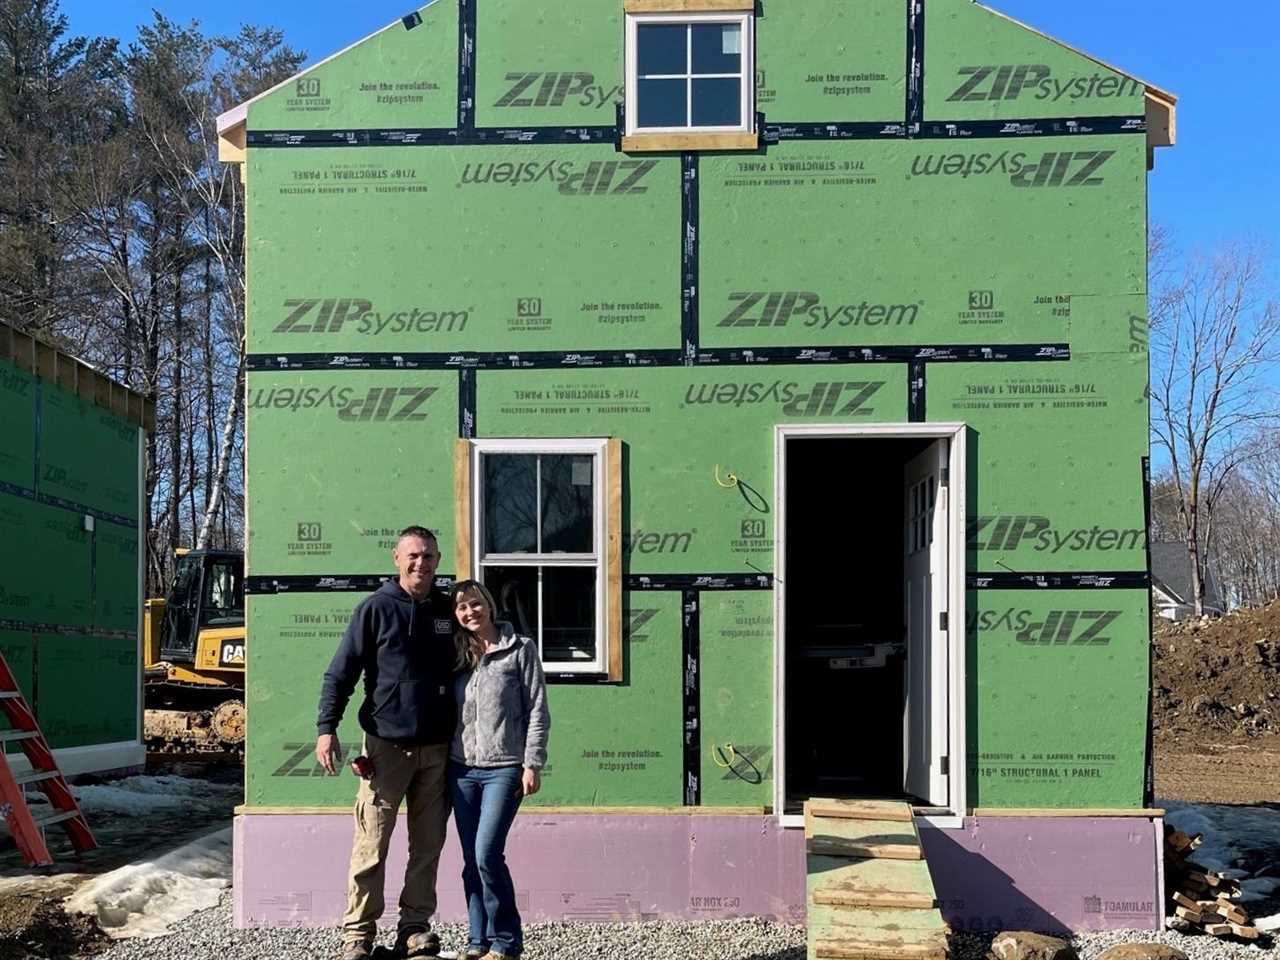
[58,0,1279,257]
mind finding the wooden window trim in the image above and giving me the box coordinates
[622,131,758,152]
[625,0,754,11]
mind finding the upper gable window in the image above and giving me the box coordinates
[623,10,756,149]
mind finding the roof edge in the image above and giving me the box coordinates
[1,319,155,432]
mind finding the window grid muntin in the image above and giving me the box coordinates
[626,11,754,136]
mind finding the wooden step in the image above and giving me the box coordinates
[811,926,948,960]
[808,855,937,910]
[809,901,947,934]
[807,816,922,860]
[807,799,914,822]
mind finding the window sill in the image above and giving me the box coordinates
[621,131,759,152]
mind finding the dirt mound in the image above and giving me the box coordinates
[0,893,109,959]
[1153,600,1280,745]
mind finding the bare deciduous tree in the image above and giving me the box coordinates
[1151,240,1280,615]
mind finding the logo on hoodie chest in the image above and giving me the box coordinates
[434,619,453,634]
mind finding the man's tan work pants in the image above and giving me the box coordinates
[342,734,450,946]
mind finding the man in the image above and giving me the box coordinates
[316,526,457,960]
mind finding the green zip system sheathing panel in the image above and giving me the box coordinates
[965,588,1148,807]
[246,370,459,574]
[477,0,620,129]
[0,360,35,489]
[924,0,1145,121]
[247,591,685,806]
[0,498,92,627]
[37,633,136,749]
[96,521,141,633]
[41,384,138,521]
[247,3,457,130]
[0,354,141,755]
[756,3,906,122]
[699,136,1145,350]
[478,366,906,574]
[246,146,681,356]
[928,356,1148,573]
[699,591,773,808]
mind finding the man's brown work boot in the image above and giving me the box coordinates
[395,928,441,958]
[340,940,373,960]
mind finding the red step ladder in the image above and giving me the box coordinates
[0,652,96,866]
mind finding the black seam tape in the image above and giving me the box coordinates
[967,571,1150,590]
[908,359,926,422]
[682,588,700,806]
[627,574,773,590]
[243,118,1144,149]
[906,0,925,131]
[247,574,455,595]
[0,479,137,529]
[457,0,475,133]
[246,573,772,594]
[917,117,1146,138]
[458,368,476,439]
[246,344,1068,372]
[681,153,700,365]
[0,618,136,640]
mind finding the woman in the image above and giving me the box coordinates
[448,580,550,960]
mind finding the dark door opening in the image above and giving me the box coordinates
[783,436,935,812]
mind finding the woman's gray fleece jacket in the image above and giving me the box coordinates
[450,622,550,769]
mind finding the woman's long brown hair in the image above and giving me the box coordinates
[450,579,499,670]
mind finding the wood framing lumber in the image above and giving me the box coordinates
[807,799,914,822]
[1205,924,1233,937]
[621,132,759,152]
[1174,906,1202,923]
[1170,892,1199,912]
[624,0,754,11]
[1230,924,1259,940]
[971,808,1166,817]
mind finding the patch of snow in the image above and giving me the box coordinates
[1256,912,1280,933]
[1164,801,1280,910]
[63,827,232,939]
[69,775,239,817]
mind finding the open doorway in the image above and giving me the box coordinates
[775,426,964,818]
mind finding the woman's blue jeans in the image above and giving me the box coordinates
[448,762,524,957]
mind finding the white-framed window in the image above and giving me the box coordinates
[624,12,755,136]
[470,438,610,674]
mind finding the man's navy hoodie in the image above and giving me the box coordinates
[317,580,457,745]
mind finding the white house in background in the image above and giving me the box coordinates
[1151,542,1226,621]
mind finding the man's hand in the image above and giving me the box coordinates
[521,767,541,797]
[316,733,343,775]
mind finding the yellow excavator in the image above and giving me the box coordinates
[143,549,246,754]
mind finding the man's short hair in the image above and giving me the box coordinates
[397,525,437,546]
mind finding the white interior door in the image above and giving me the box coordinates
[903,440,950,806]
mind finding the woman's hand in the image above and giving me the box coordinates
[521,767,541,796]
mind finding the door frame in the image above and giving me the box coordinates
[773,423,968,828]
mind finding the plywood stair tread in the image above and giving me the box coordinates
[810,901,947,933]
[811,928,948,960]
[807,798,915,822]
[808,855,937,910]
[806,815,922,861]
